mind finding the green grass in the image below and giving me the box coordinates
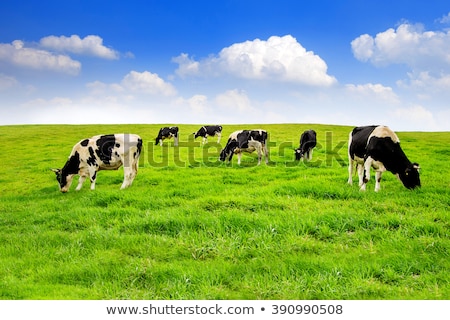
[0,124,449,299]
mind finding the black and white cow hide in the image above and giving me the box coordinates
[219,129,269,165]
[295,129,317,161]
[155,126,179,146]
[193,125,223,144]
[348,125,420,191]
[52,134,142,192]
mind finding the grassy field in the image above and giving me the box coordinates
[0,123,449,300]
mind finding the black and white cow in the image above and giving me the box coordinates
[295,129,317,161]
[193,125,223,144]
[348,125,420,191]
[52,134,142,193]
[219,129,269,165]
[155,126,179,146]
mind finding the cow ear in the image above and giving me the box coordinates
[413,163,420,170]
[51,168,61,174]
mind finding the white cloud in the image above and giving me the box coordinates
[186,94,209,113]
[345,83,400,104]
[437,12,450,24]
[215,89,255,113]
[390,105,437,130]
[121,71,177,96]
[0,74,18,90]
[172,53,200,77]
[0,40,81,75]
[350,34,374,62]
[174,35,337,86]
[40,35,119,59]
[86,80,125,95]
[351,23,450,68]
[397,71,450,92]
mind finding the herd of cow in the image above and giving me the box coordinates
[52,125,421,193]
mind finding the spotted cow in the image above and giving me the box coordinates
[219,129,269,165]
[193,125,223,144]
[348,125,420,191]
[155,126,179,146]
[295,129,317,161]
[52,134,142,192]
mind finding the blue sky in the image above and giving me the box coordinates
[1,1,450,131]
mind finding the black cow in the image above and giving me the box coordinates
[52,134,142,192]
[155,126,179,146]
[193,125,223,144]
[348,125,420,191]
[295,129,317,161]
[219,129,269,165]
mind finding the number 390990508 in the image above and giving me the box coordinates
[271,304,343,315]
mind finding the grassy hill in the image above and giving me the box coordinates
[0,123,448,299]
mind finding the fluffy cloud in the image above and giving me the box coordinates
[215,89,255,113]
[86,71,177,101]
[351,23,450,69]
[397,71,450,92]
[437,12,450,25]
[174,35,336,86]
[172,53,200,77]
[0,40,81,75]
[345,83,400,104]
[0,74,18,90]
[186,94,209,113]
[40,35,119,59]
[391,105,437,130]
[121,71,177,96]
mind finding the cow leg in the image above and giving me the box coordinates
[357,164,364,187]
[88,170,97,190]
[174,136,179,147]
[347,156,354,185]
[237,153,242,165]
[263,145,269,164]
[202,137,207,145]
[217,132,221,143]
[375,171,383,192]
[121,166,136,189]
[361,156,374,191]
[307,149,313,161]
[75,174,87,191]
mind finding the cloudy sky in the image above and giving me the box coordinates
[1,1,450,131]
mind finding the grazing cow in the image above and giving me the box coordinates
[348,125,420,191]
[193,125,223,144]
[155,126,179,146]
[295,129,317,161]
[219,129,269,165]
[52,134,142,193]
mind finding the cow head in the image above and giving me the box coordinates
[294,148,303,160]
[51,168,74,193]
[219,148,232,162]
[193,127,204,139]
[398,163,421,189]
[219,142,238,162]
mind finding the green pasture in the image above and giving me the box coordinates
[0,123,448,299]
